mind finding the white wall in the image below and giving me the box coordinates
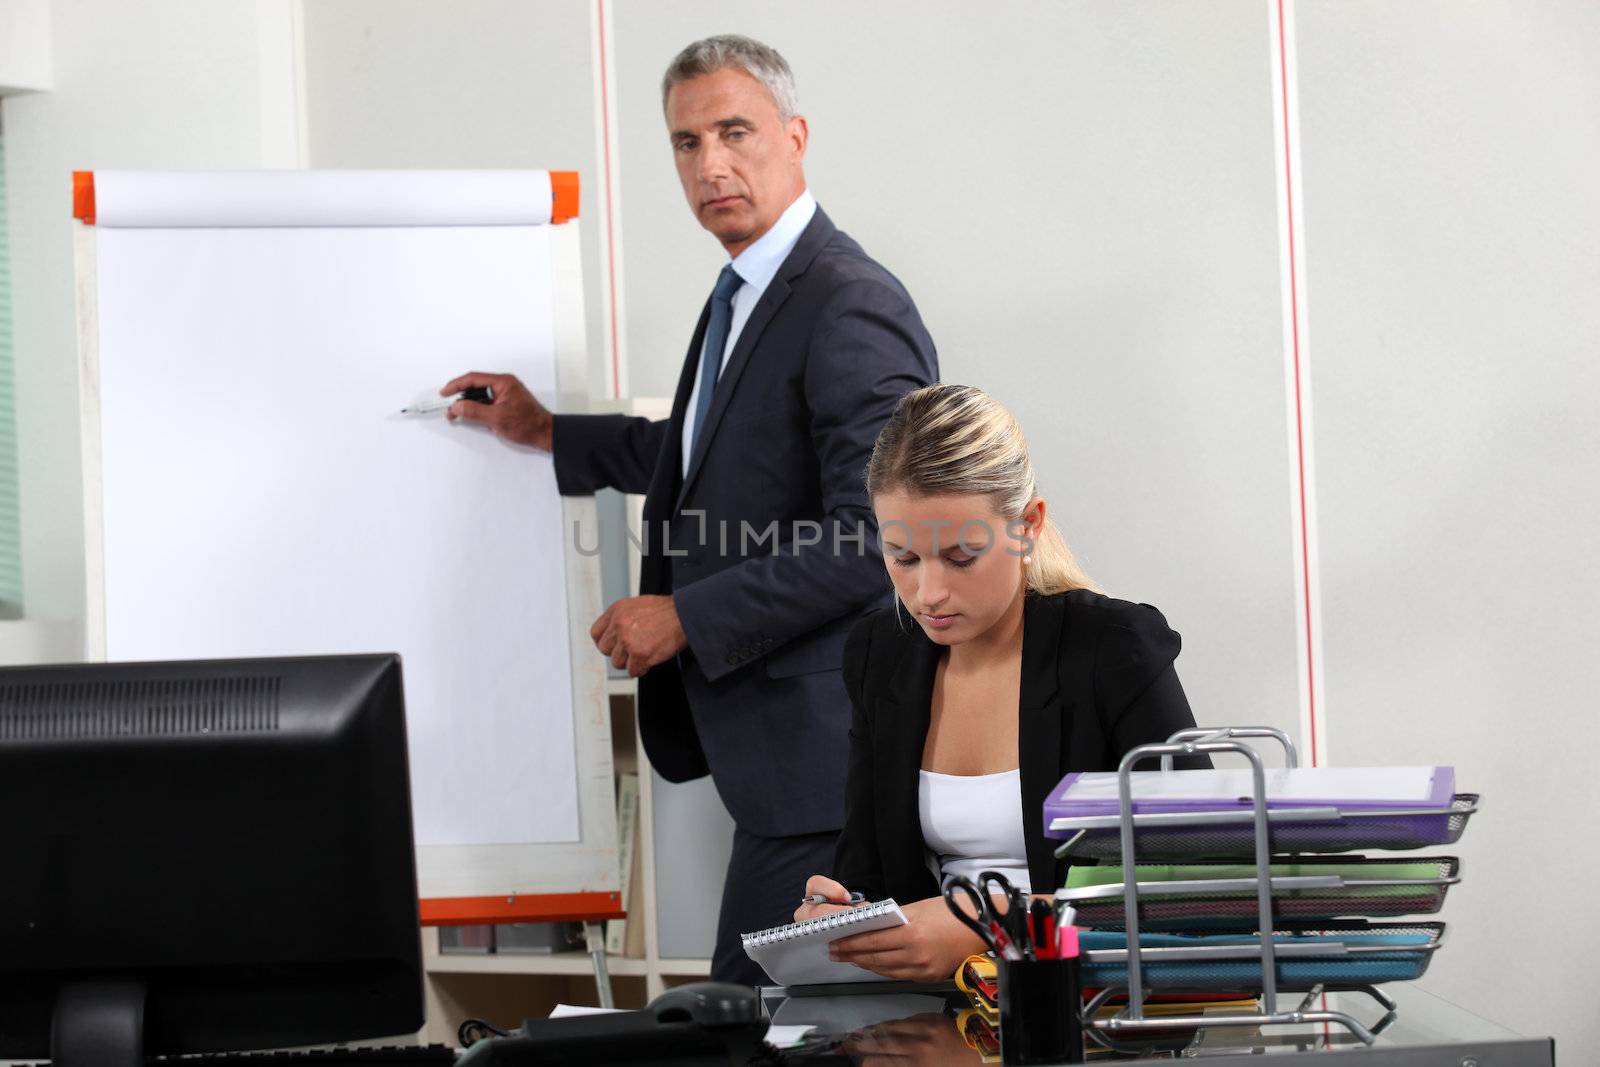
[0,0,53,93]
[1298,0,1600,1043]
[3,0,1595,1048]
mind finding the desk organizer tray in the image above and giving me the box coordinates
[1078,922,1445,991]
[1061,856,1460,929]
[1050,794,1478,860]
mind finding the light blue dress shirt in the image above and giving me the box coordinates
[680,190,818,476]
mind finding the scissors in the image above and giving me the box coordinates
[942,872,1029,960]
[975,870,1032,957]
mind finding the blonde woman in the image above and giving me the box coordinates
[795,384,1206,982]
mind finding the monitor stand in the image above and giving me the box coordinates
[52,978,145,1067]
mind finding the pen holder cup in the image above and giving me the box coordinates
[997,956,1084,1065]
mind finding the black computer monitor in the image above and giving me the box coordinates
[0,653,423,1066]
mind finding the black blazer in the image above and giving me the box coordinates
[551,206,938,837]
[832,589,1207,903]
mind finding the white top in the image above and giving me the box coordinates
[680,189,819,475]
[918,768,1032,892]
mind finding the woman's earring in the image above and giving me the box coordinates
[1022,555,1033,565]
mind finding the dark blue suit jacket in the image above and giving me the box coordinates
[552,206,938,837]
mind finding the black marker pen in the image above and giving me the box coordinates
[399,385,494,415]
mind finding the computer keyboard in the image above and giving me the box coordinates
[159,1048,459,1064]
[16,1045,459,1065]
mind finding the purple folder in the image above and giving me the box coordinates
[1045,766,1456,822]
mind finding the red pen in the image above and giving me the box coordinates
[989,920,1025,961]
[1029,899,1058,959]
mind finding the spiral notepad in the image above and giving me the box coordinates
[742,899,907,986]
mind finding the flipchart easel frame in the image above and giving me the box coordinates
[70,171,624,998]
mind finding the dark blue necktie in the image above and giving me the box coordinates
[689,265,744,456]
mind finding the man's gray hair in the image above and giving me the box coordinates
[661,35,799,122]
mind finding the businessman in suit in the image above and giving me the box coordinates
[443,35,937,984]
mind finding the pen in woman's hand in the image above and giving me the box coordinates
[799,890,865,906]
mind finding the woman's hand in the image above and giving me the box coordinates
[794,874,858,922]
[826,895,986,983]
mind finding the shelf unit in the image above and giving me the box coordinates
[424,930,712,980]
[420,397,698,1042]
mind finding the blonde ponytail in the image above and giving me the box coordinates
[1023,515,1098,596]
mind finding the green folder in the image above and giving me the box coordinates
[1061,857,1458,926]
[1065,858,1451,899]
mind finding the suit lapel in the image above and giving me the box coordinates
[676,208,839,507]
[644,300,711,527]
[676,275,791,506]
[1017,595,1068,892]
[879,598,1067,897]
[877,618,941,896]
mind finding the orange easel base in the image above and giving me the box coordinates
[420,891,623,926]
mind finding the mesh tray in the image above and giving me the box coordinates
[1079,922,1444,992]
[1054,794,1477,860]
[1064,856,1459,929]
